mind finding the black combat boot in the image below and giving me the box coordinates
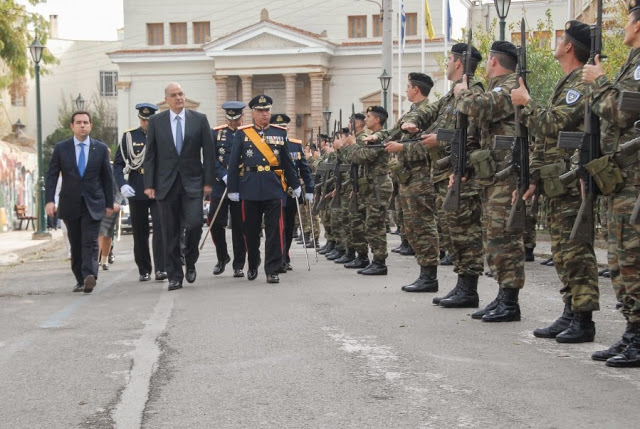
[439,252,453,266]
[555,311,595,343]
[335,248,356,264]
[606,323,640,367]
[482,288,521,322]
[540,256,553,266]
[471,289,504,319]
[305,237,317,248]
[401,268,421,291]
[432,276,461,305]
[326,248,345,261]
[392,239,409,253]
[299,232,311,245]
[524,247,535,262]
[360,259,388,275]
[439,275,479,308]
[592,322,636,361]
[398,244,416,256]
[345,253,369,269]
[533,302,574,338]
[402,266,438,292]
[318,240,335,255]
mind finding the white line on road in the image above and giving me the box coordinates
[112,292,175,429]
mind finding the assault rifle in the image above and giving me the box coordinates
[349,103,360,212]
[312,162,334,215]
[437,27,475,211]
[493,18,530,232]
[556,0,605,243]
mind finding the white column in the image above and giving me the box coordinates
[309,72,325,133]
[283,73,297,137]
[240,75,253,105]
[213,75,228,125]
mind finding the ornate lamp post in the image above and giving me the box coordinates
[75,93,85,111]
[29,38,50,240]
[322,107,332,135]
[378,69,391,112]
[494,0,512,41]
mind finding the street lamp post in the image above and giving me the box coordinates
[494,0,512,41]
[29,38,50,240]
[378,69,391,112]
[75,93,85,111]
[322,107,332,136]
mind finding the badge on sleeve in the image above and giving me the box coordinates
[634,65,640,81]
[492,86,502,93]
[565,89,582,105]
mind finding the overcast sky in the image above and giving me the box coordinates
[18,0,124,41]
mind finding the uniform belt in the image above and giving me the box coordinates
[244,165,281,172]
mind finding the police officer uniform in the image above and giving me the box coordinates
[113,103,166,281]
[227,95,301,283]
[210,101,247,278]
[269,113,314,271]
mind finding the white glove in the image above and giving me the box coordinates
[292,187,301,198]
[222,175,228,185]
[121,184,136,198]
[305,193,314,203]
[228,192,240,202]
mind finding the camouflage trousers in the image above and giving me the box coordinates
[608,184,640,323]
[523,199,538,249]
[482,182,525,290]
[434,180,452,253]
[598,195,610,242]
[447,192,484,277]
[300,201,320,240]
[364,175,393,261]
[389,190,403,231]
[339,184,354,250]
[398,169,439,267]
[547,194,599,312]
[321,205,333,241]
[349,195,368,255]
[330,192,348,251]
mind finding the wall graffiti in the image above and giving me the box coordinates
[0,140,36,231]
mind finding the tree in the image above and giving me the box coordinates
[0,0,55,91]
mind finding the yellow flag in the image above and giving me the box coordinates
[424,0,436,40]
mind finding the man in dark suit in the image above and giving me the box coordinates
[227,95,300,284]
[209,101,247,278]
[143,82,215,291]
[45,111,114,293]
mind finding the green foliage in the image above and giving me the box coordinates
[602,0,630,78]
[0,0,56,90]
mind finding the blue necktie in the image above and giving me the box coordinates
[175,116,183,155]
[78,143,86,177]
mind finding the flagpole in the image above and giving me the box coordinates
[442,0,449,95]
[397,0,403,118]
[421,0,425,73]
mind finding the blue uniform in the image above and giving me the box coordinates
[113,127,149,200]
[211,124,239,198]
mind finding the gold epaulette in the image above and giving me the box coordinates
[124,127,137,133]
[270,124,287,130]
[238,124,254,130]
[213,124,229,131]
[289,138,302,144]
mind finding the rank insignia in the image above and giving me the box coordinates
[246,149,254,158]
[219,147,225,155]
[274,149,280,156]
[634,65,640,81]
[565,89,582,105]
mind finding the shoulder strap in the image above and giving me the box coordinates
[243,128,287,191]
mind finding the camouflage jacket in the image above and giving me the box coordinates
[402,78,483,183]
[351,128,390,178]
[456,72,518,186]
[521,66,586,185]
[375,98,429,164]
[591,46,640,185]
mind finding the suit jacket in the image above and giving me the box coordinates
[45,137,114,221]
[143,109,215,200]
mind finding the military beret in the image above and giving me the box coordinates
[249,94,273,110]
[450,43,483,63]
[221,101,246,120]
[319,133,329,140]
[490,41,518,60]
[408,72,434,88]
[270,113,291,124]
[135,102,158,119]
[341,127,350,134]
[352,113,366,121]
[630,0,640,13]
[366,105,388,118]
[564,20,590,52]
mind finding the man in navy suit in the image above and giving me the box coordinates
[143,82,215,291]
[45,111,114,293]
[209,101,247,278]
[227,95,300,284]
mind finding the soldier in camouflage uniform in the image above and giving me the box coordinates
[399,44,485,306]
[372,73,440,291]
[584,2,640,366]
[304,143,321,248]
[454,41,524,322]
[316,137,336,255]
[325,142,348,261]
[512,21,600,342]
[348,106,393,275]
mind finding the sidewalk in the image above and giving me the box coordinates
[0,229,64,266]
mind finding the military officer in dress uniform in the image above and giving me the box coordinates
[113,103,167,282]
[227,95,301,284]
[270,113,314,272]
[209,101,247,278]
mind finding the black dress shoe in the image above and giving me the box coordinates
[233,269,245,278]
[248,269,258,281]
[168,280,183,291]
[213,255,231,275]
[185,267,197,284]
[139,273,151,282]
[73,283,84,292]
[101,263,109,271]
[285,262,293,271]
[279,263,288,273]
[155,271,168,281]
[108,252,115,264]
[267,274,280,284]
[83,275,96,294]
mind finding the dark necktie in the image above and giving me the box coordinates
[175,116,183,154]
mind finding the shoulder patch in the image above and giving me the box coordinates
[238,124,253,130]
[634,65,640,81]
[492,86,502,93]
[213,124,229,131]
[270,124,287,130]
[565,89,582,105]
[289,138,302,144]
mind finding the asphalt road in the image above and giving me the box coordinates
[0,230,637,429]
